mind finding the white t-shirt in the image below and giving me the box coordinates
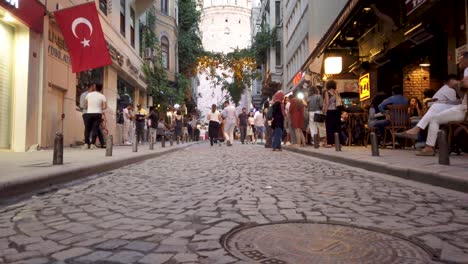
[123,108,132,123]
[79,91,88,114]
[207,110,221,123]
[433,85,457,103]
[254,111,264,127]
[222,105,237,124]
[86,92,106,114]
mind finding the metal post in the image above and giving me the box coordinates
[132,133,138,152]
[106,135,113,156]
[438,130,450,165]
[370,132,379,156]
[170,135,173,146]
[161,135,166,148]
[149,134,154,150]
[334,132,341,151]
[53,132,63,165]
[313,134,319,149]
[177,136,180,145]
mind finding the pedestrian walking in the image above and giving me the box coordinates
[323,80,343,148]
[148,107,159,144]
[123,104,134,145]
[253,109,264,144]
[290,90,306,147]
[306,86,324,140]
[248,112,255,144]
[238,108,248,144]
[285,95,296,145]
[79,83,93,145]
[271,91,285,151]
[264,101,273,148]
[207,104,222,146]
[135,104,147,145]
[174,110,183,142]
[221,101,237,146]
[83,83,107,149]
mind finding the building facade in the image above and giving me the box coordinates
[197,0,252,116]
[283,0,347,92]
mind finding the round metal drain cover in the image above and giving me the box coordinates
[223,223,433,264]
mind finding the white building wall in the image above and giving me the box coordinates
[283,0,347,91]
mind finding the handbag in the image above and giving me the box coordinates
[314,113,326,123]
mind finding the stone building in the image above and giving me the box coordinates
[196,0,252,117]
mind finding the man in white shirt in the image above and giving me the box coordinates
[253,110,264,143]
[79,84,94,143]
[123,104,133,145]
[84,83,107,149]
[221,101,236,146]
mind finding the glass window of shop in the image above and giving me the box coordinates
[75,68,104,110]
[117,77,134,124]
[0,20,14,149]
[99,0,108,15]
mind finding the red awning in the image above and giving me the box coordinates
[0,0,45,33]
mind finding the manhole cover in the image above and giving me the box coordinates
[223,223,434,264]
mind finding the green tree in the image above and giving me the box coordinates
[178,0,204,77]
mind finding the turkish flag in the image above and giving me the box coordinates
[54,2,112,73]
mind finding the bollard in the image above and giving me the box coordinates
[132,134,138,152]
[313,134,319,149]
[438,130,449,165]
[334,132,341,151]
[161,135,166,148]
[106,135,113,156]
[149,134,154,150]
[170,136,174,146]
[177,136,180,145]
[53,132,64,165]
[370,132,379,156]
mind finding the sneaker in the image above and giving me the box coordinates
[89,144,96,150]
[81,144,89,150]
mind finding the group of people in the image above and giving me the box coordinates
[203,52,468,155]
[79,82,107,149]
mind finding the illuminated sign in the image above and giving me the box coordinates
[359,73,370,101]
[293,71,302,86]
[2,0,18,8]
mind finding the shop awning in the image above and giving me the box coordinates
[302,0,362,73]
[131,0,155,17]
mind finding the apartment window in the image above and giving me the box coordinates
[99,0,107,15]
[161,0,168,15]
[120,0,126,36]
[275,1,280,25]
[161,36,169,69]
[130,8,135,48]
[275,41,281,66]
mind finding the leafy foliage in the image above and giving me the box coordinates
[252,25,277,65]
[178,0,204,77]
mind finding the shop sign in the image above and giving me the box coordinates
[0,0,44,33]
[107,43,124,66]
[293,71,302,86]
[359,73,370,101]
[126,58,139,77]
[2,0,18,8]
[405,0,427,15]
[48,25,71,65]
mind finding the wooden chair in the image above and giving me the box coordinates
[346,113,367,146]
[383,105,410,148]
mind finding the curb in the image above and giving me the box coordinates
[0,143,199,199]
[283,147,468,194]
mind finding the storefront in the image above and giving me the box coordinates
[0,0,44,151]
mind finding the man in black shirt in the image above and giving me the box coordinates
[237,108,248,144]
[148,107,159,143]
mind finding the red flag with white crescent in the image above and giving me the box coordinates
[54,2,112,73]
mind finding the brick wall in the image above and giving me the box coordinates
[403,65,430,101]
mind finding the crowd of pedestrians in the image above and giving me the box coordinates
[202,52,468,155]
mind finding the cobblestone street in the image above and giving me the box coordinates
[1,143,468,263]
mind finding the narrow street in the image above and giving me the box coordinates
[0,143,467,263]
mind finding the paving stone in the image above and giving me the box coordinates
[95,239,129,250]
[4,251,42,262]
[138,253,174,264]
[173,253,198,262]
[10,257,50,264]
[123,241,158,252]
[105,250,145,263]
[51,247,91,260]
[75,250,113,263]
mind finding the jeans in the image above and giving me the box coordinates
[239,125,247,143]
[85,113,102,145]
[136,121,145,143]
[272,127,283,149]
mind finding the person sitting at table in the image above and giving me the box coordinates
[378,85,408,113]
